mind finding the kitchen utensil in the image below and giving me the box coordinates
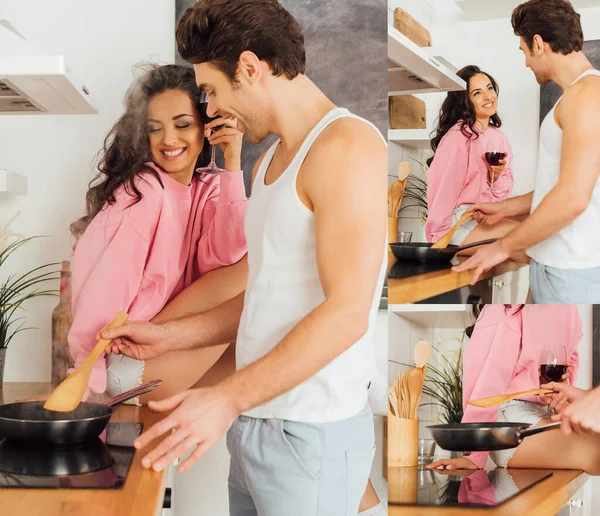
[431,211,473,249]
[416,365,427,410]
[401,372,410,419]
[389,388,398,417]
[427,421,561,452]
[418,439,436,466]
[468,388,552,408]
[390,180,406,218]
[414,340,432,369]
[387,190,393,217]
[389,238,498,265]
[388,216,399,245]
[397,161,411,181]
[397,231,413,243]
[0,380,161,443]
[44,312,129,412]
[407,369,422,419]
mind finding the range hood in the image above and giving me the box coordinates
[0,55,96,115]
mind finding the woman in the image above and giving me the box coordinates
[68,64,248,405]
[425,66,521,258]
[428,304,600,473]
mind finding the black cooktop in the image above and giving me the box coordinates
[388,259,453,279]
[0,422,142,489]
[389,468,552,508]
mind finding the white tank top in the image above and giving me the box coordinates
[528,69,600,268]
[236,107,387,422]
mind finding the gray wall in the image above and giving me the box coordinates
[175,0,387,193]
[540,39,600,125]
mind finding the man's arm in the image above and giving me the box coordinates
[219,120,386,413]
[500,81,600,253]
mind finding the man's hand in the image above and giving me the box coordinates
[452,240,511,284]
[540,380,583,417]
[467,202,507,226]
[99,321,177,360]
[133,386,240,473]
[555,384,600,436]
[427,457,478,471]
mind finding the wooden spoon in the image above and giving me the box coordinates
[389,387,399,417]
[397,161,411,181]
[414,340,432,369]
[468,388,552,408]
[408,368,423,419]
[401,371,410,418]
[44,312,129,412]
[431,211,473,249]
[389,181,406,218]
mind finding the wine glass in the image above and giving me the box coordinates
[196,91,225,174]
[539,343,568,417]
[483,139,506,193]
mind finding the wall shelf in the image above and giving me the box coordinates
[388,129,432,148]
[0,169,27,195]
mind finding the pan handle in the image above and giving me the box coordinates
[456,238,498,252]
[518,421,562,440]
[102,379,163,407]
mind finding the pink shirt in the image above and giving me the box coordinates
[425,123,514,242]
[69,163,248,395]
[461,305,581,468]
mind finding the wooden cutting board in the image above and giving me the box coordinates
[390,95,426,129]
[394,8,432,47]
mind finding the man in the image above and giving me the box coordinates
[101,1,387,515]
[453,0,600,303]
[541,381,600,437]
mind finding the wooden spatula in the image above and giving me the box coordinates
[44,312,129,412]
[408,368,423,419]
[414,340,432,369]
[431,211,473,249]
[468,388,552,408]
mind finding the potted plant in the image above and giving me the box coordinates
[398,158,429,223]
[0,213,59,387]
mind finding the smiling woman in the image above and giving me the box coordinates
[66,63,249,409]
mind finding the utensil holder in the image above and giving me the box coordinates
[388,466,418,504]
[388,415,418,467]
[388,217,399,244]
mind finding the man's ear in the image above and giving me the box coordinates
[237,50,263,86]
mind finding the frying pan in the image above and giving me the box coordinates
[390,239,497,265]
[0,379,161,443]
[427,421,561,452]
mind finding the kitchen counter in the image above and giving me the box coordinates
[388,466,588,515]
[387,250,528,304]
[0,382,168,516]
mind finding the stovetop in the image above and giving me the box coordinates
[0,422,142,489]
[389,468,552,508]
[388,259,453,280]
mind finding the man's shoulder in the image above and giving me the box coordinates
[311,116,386,159]
[564,73,600,104]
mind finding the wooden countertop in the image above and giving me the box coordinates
[388,467,588,516]
[0,382,169,516]
[387,251,528,305]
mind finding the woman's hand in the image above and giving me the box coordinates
[206,117,243,172]
[426,457,478,471]
[482,153,507,183]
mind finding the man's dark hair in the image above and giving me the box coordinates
[176,0,306,82]
[512,0,584,55]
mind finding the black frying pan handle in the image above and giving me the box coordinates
[456,238,498,252]
[519,421,561,440]
[102,379,163,407]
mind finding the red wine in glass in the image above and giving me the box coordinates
[540,363,568,383]
[197,93,225,174]
[485,152,505,166]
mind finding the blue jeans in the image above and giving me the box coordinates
[227,405,375,516]
[529,260,600,303]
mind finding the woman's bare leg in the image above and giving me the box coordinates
[358,479,381,512]
[508,418,600,474]
[139,256,248,404]
[458,220,530,263]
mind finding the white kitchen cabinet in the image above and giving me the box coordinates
[558,482,590,516]
[492,266,530,304]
